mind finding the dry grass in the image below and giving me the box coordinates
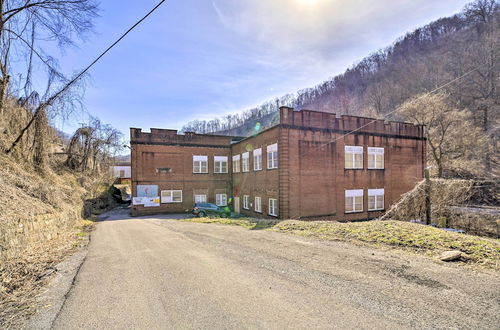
[0,222,91,328]
[0,151,106,328]
[178,217,280,230]
[181,217,500,270]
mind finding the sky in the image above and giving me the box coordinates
[50,0,471,138]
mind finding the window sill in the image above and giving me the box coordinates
[367,168,385,170]
[344,211,364,214]
[193,172,209,174]
[267,167,279,170]
[268,214,278,217]
[253,169,263,172]
[368,209,385,212]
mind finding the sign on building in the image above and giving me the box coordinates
[144,197,160,207]
[137,185,158,198]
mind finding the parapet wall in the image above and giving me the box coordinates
[130,128,241,147]
[279,107,424,139]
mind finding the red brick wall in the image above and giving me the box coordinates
[130,128,235,216]
[230,127,280,219]
[130,109,425,220]
[280,107,425,221]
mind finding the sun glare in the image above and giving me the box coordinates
[297,0,322,5]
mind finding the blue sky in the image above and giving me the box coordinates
[52,0,471,138]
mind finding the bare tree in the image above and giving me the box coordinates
[398,92,487,178]
[0,0,98,158]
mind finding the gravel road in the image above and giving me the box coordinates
[49,209,499,329]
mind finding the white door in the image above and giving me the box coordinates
[234,197,240,213]
[195,194,207,203]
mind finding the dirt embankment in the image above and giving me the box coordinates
[0,153,114,328]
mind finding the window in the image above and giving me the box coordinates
[255,197,262,212]
[216,194,228,206]
[214,156,228,173]
[253,148,262,171]
[161,190,182,203]
[243,195,250,209]
[345,189,363,213]
[267,143,278,169]
[242,152,250,172]
[195,194,207,203]
[156,168,172,174]
[345,146,363,169]
[193,155,208,173]
[368,147,384,169]
[368,189,385,211]
[232,155,240,173]
[269,198,278,216]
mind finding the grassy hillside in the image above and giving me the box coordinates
[0,150,115,327]
[0,101,118,327]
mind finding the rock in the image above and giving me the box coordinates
[439,250,462,262]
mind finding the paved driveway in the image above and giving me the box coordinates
[52,209,499,329]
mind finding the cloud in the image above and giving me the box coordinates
[211,0,468,60]
[211,0,226,25]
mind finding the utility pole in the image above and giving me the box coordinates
[424,166,432,225]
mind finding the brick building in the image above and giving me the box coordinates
[131,107,426,220]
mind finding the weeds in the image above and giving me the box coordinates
[179,217,500,270]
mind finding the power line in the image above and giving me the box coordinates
[319,63,487,148]
[55,0,167,100]
[6,0,167,153]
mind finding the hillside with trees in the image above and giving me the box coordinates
[181,0,499,178]
[0,1,126,326]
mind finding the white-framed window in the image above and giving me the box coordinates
[214,156,228,173]
[345,146,363,169]
[255,196,262,212]
[253,148,262,171]
[243,195,250,209]
[345,189,363,213]
[267,143,278,169]
[232,155,240,173]
[368,189,385,211]
[268,198,278,216]
[161,190,182,203]
[195,194,207,203]
[368,147,384,169]
[216,194,228,206]
[193,155,208,173]
[242,152,250,172]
